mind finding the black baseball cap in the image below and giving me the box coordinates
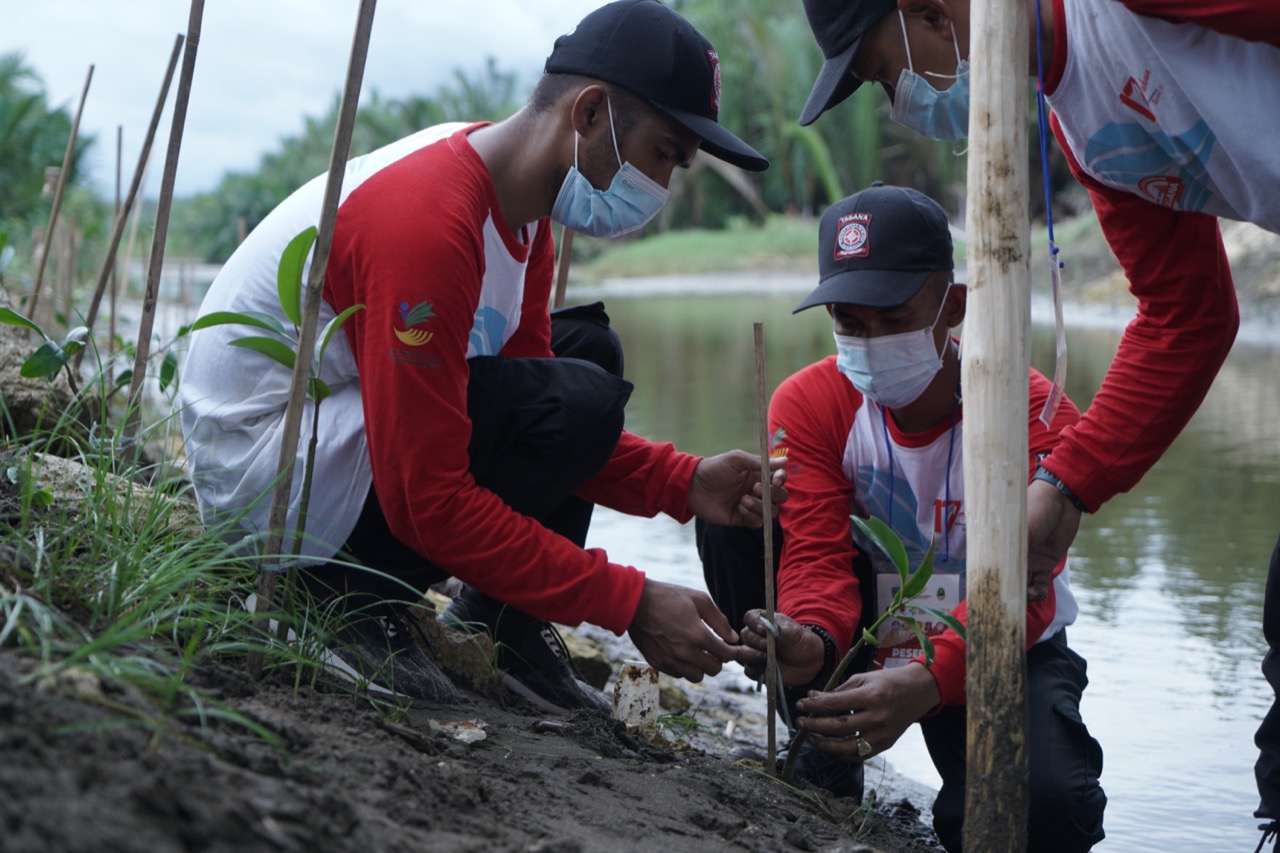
[798,0,898,126]
[793,183,954,313]
[544,0,769,172]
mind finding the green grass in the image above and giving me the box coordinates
[576,214,820,281]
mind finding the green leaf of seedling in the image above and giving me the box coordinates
[919,633,936,667]
[861,627,880,648]
[910,605,967,643]
[175,323,193,339]
[316,304,364,363]
[0,306,47,337]
[278,226,317,327]
[0,230,7,254]
[229,336,296,371]
[30,487,54,508]
[189,310,287,336]
[20,341,67,379]
[113,369,133,391]
[60,326,88,357]
[852,514,909,580]
[901,538,937,600]
[159,351,178,393]
[307,376,331,402]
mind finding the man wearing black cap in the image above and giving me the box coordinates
[795,1,1280,839]
[181,0,780,713]
[697,184,1105,852]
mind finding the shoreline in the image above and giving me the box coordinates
[567,271,1280,349]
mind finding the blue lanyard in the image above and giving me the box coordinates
[878,390,960,563]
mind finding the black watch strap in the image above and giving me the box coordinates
[1032,465,1088,513]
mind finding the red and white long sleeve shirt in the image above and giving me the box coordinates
[769,355,1080,706]
[181,123,699,635]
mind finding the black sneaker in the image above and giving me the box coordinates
[439,587,610,715]
[323,607,462,704]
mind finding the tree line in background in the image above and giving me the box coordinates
[2,0,1080,279]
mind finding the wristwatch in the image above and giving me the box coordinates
[1032,465,1088,513]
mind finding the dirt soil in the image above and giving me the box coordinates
[0,624,945,853]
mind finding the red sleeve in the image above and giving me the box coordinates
[576,433,702,520]
[324,152,644,636]
[770,359,866,656]
[1115,0,1280,46]
[1039,115,1239,510]
[923,372,1082,707]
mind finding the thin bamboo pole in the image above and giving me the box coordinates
[753,321,778,773]
[109,125,122,372]
[552,229,574,309]
[27,64,93,327]
[961,0,1032,848]
[124,3,205,438]
[81,38,181,369]
[245,0,378,679]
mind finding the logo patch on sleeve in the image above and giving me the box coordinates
[835,213,871,261]
[395,300,435,346]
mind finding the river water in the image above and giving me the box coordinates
[575,276,1278,852]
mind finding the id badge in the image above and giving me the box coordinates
[871,569,961,670]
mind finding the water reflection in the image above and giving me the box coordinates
[589,287,1278,852]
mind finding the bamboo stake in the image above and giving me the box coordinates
[246,0,378,679]
[962,0,1032,847]
[753,321,778,773]
[81,37,181,369]
[124,3,205,438]
[27,64,93,327]
[109,125,122,373]
[552,228,574,309]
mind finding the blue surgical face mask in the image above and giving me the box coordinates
[551,96,670,238]
[889,12,971,141]
[833,285,952,408]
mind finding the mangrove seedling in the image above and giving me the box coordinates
[780,514,967,784]
[0,307,88,396]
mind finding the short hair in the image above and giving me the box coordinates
[528,72,651,138]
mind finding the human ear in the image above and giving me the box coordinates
[569,85,609,138]
[902,0,957,42]
[945,282,967,326]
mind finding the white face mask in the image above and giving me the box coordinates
[550,95,670,238]
[833,285,952,408]
[888,11,971,141]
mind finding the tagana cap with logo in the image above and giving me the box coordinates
[544,0,768,172]
[793,182,954,313]
[799,0,898,126]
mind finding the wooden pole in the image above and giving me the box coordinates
[552,228,574,309]
[753,321,778,773]
[962,0,1031,848]
[27,64,93,327]
[245,0,378,679]
[124,3,205,438]
[109,125,122,371]
[81,37,181,368]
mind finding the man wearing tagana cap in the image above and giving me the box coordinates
[180,0,783,713]
[697,184,1106,852]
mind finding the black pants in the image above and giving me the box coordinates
[1256,534,1280,821]
[696,519,1106,853]
[304,302,628,605]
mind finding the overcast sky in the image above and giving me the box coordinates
[2,0,606,198]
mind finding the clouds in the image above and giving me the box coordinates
[2,0,602,197]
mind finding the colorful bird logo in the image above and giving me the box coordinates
[394,300,435,346]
